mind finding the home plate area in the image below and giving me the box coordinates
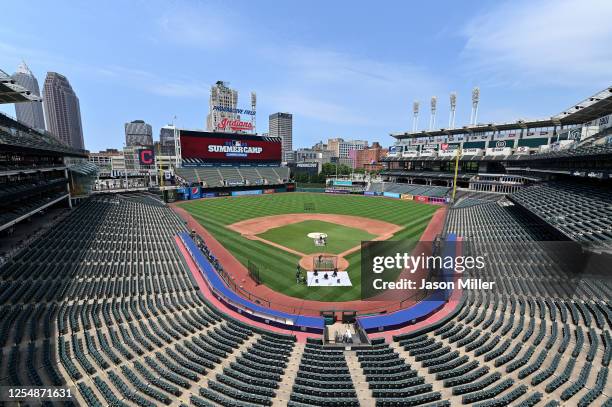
[307,271,352,287]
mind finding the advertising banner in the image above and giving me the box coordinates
[400,193,414,200]
[231,189,263,196]
[415,195,429,203]
[202,192,217,198]
[383,192,401,199]
[325,189,350,194]
[430,197,446,205]
[180,130,281,164]
[263,189,275,194]
[190,187,201,199]
[333,180,353,186]
[364,191,376,196]
[217,191,231,197]
[388,145,401,155]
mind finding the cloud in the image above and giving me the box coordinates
[461,0,612,87]
[259,45,445,127]
[94,64,210,98]
[281,46,436,91]
[155,3,240,49]
[267,93,375,125]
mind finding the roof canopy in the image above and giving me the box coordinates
[0,69,42,104]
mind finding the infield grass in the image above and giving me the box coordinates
[257,220,376,255]
[179,192,438,302]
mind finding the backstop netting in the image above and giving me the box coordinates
[248,260,261,285]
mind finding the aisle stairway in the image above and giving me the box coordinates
[272,342,304,406]
[345,351,376,406]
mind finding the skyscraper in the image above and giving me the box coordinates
[43,72,84,149]
[159,125,176,155]
[206,81,239,132]
[269,112,293,162]
[12,61,45,130]
[125,120,153,146]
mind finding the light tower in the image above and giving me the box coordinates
[429,96,437,130]
[250,91,257,133]
[449,92,457,129]
[470,87,480,125]
[412,101,420,132]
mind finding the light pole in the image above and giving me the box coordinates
[449,92,457,129]
[470,87,480,125]
[429,96,437,131]
[412,101,419,132]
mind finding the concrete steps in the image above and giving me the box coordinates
[345,351,376,407]
[272,342,304,406]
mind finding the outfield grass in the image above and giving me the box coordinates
[179,193,438,301]
[257,220,376,255]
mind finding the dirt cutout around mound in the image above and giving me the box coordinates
[228,213,403,270]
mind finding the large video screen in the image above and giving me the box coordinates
[180,130,282,164]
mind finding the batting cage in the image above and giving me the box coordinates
[313,254,337,271]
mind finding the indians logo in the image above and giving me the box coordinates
[138,148,155,165]
[496,140,507,148]
[217,118,253,132]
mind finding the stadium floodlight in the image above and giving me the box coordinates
[470,87,480,125]
[412,101,420,132]
[429,96,437,130]
[250,91,257,133]
[449,92,457,129]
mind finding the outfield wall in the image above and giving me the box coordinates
[175,182,449,205]
[176,183,295,200]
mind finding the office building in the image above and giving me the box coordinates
[206,81,239,131]
[12,61,45,130]
[125,120,153,146]
[43,72,85,149]
[269,112,293,162]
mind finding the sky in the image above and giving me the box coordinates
[1,0,611,152]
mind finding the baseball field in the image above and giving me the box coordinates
[179,192,438,301]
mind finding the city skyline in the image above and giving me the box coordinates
[1,0,611,152]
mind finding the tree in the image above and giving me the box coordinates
[321,163,337,176]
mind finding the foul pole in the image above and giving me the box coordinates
[451,144,461,202]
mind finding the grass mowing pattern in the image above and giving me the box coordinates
[179,193,438,302]
[257,220,376,255]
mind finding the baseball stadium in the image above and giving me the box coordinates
[2,62,612,407]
